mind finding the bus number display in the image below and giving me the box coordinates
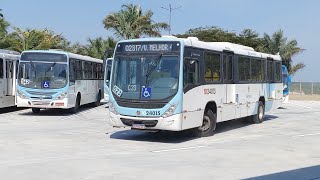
[124,44,173,52]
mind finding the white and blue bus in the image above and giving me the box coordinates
[104,58,113,102]
[0,50,20,108]
[107,37,283,136]
[16,50,104,113]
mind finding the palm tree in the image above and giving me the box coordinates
[258,30,305,75]
[103,4,168,39]
[85,37,116,59]
[0,10,10,48]
[5,27,64,52]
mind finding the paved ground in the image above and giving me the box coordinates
[0,101,320,180]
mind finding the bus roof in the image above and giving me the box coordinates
[0,49,20,60]
[21,50,103,63]
[117,36,282,61]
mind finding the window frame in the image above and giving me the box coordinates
[0,58,3,79]
[204,51,222,84]
[237,55,251,83]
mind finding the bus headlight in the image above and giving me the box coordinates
[55,92,68,100]
[17,90,28,99]
[162,103,178,118]
[109,101,118,115]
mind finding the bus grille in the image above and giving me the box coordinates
[26,90,58,96]
[117,101,166,109]
[120,118,158,127]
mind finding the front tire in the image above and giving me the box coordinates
[32,108,40,114]
[191,109,217,137]
[70,95,80,113]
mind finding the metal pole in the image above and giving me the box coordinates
[161,4,181,35]
[169,4,172,35]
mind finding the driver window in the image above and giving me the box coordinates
[183,59,199,86]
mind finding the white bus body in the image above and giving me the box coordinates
[0,50,20,108]
[16,50,104,113]
[108,37,283,136]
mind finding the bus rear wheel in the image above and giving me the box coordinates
[32,108,40,114]
[94,91,101,107]
[191,109,216,137]
[251,101,265,124]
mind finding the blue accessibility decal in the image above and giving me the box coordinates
[42,81,50,89]
[142,87,151,98]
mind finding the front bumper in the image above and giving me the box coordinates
[16,96,70,109]
[108,111,183,131]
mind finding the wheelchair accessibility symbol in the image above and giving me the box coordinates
[142,87,151,98]
[42,81,50,89]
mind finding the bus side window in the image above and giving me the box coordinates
[183,59,199,86]
[204,52,221,82]
[0,58,3,79]
[69,59,75,84]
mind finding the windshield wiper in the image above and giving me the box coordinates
[145,53,163,85]
[45,62,56,72]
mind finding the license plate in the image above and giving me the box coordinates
[132,124,146,129]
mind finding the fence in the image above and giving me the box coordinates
[290,82,320,95]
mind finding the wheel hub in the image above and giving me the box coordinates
[199,115,210,131]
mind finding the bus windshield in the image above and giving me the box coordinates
[111,55,179,100]
[18,53,68,89]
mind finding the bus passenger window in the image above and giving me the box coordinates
[204,52,221,82]
[0,58,3,79]
[238,56,251,81]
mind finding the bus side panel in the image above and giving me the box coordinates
[182,84,224,129]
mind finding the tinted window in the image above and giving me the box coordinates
[238,56,251,81]
[223,55,233,81]
[267,60,273,81]
[183,59,199,86]
[75,59,82,80]
[93,63,98,79]
[0,58,3,78]
[251,59,265,81]
[69,59,75,82]
[204,52,221,82]
[274,62,282,82]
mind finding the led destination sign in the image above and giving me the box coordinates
[116,41,180,53]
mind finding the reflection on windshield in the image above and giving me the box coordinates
[111,55,179,100]
[18,62,67,89]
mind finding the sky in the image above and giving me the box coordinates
[1,0,319,82]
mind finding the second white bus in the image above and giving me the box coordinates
[16,50,104,113]
[0,49,20,108]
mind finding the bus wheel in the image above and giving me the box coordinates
[32,108,40,114]
[191,109,216,137]
[70,95,80,113]
[252,101,265,124]
[94,91,101,107]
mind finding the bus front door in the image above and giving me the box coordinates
[6,60,15,96]
[0,58,6,97]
